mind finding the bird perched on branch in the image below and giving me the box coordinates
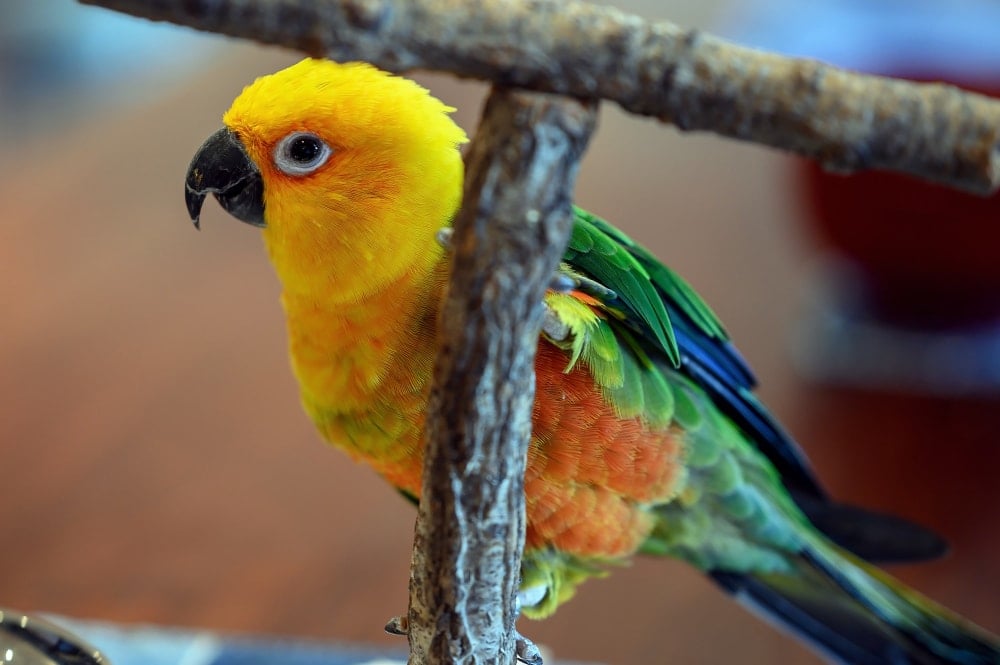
[185,58,998,664]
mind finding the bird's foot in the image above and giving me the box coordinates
[384,613,543,664]
[384,614,408,636]
[435,227,581,296]
[513,587,546,665]
[515,629,544,665]
[437,226,576,348]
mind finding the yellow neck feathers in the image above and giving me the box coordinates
[219,59,467,456]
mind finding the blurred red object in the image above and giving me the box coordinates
[722,1,1000,332]
[797,77,1000,330]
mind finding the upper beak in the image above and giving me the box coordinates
[185,128,266,229]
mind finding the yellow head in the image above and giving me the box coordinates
[186,59,468,303]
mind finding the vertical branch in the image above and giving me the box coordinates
[408,90,597,664]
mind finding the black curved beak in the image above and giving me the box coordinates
[185,128,265,229]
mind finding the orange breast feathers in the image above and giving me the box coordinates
[320,328,686,564]
[525,342,685,560]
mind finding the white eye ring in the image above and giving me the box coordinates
[273,132,333,176]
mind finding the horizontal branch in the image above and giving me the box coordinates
[409,89,596,664]
[82,0,1000,195]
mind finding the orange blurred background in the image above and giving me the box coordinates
[1,1,997,664]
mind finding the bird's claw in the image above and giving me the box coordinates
[515,630,544,665]
[435,227,581,296]
[384,614,408,636]
[384,612,543,664]
[542,304,570,342]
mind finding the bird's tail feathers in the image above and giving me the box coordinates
[711,539,998,664]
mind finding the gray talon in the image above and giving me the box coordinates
[515,631,544,665]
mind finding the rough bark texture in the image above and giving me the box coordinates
[82,0,1000,194]
[407,90,596,664]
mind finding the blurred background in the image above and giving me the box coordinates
[1,1,998,663]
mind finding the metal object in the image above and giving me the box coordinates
[0,608,108,664]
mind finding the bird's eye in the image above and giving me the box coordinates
[274,132,332,176]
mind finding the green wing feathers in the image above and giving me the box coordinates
[550,208,1000,663]
[573,207,727,341]
[554,208,816,573]
[564,207,727,367]
[549,207,728,427]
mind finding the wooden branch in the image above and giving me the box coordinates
[408,90,596,664]
[82,0,1000,195]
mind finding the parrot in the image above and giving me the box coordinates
[184,58,999,664]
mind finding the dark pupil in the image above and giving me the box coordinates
[289,136,321,163]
